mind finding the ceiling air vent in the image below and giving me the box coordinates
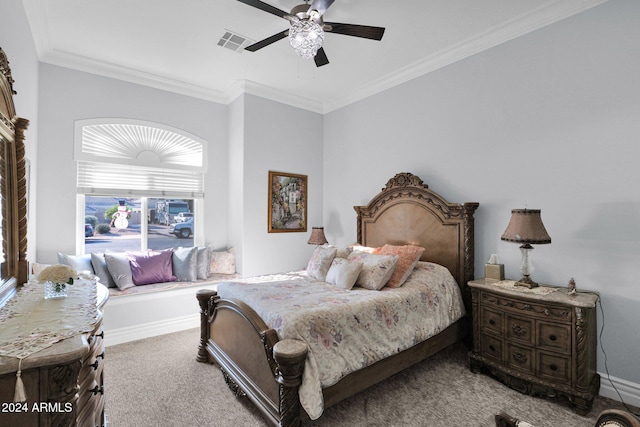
[217,30,253,53]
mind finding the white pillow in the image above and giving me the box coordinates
[173,247,198,282]
[347,252,399,290]
[196,246,211,279]
[306,245,337,281]
[325,258,363,290]
[57,252,94,274]
[104,253,135,290]
[210,248,236,274]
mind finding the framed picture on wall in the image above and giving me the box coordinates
[268,171,307,233]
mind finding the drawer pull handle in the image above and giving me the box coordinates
[549,335,557,341]
[90,385,104,395]
[512,351,528,364]
[489,319,496,325]
[549,364,558,371]
[511,324,527,337]
[89,360,100,370]
[96,331,104,339]
[97,351,105,360]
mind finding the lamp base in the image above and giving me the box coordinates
[515,275,538,289]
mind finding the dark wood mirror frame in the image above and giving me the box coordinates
[0,47,29,304]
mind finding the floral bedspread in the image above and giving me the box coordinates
[215,261,465,420]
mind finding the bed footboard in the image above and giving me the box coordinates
[197,289,308,427]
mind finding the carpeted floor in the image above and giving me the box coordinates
[104,328,636,426]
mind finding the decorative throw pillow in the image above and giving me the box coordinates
[325,258,363,290]
[377,244,426,288]
[306,245,337,281]
[347,252,399,290]
[196,246,211,280]
[90,253,117,288]
[350,244,379,253]
[129,249,175,286]
[105,253,135,290]
[210,248,236,274]
[172,246,199,281]
[335,244,379,259]
[57,253,94,275]
[31,262,52,278]
[334,247,351,259]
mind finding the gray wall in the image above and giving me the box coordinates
[0,0,40,263]
[235,94,324,277]
[36,64,229,262]
[323,0,640,387]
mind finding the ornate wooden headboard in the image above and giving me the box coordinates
[354,172,479,307]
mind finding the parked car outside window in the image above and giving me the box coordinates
[174,212,194,223]
[169,218,193,238]
[85,224,94,237]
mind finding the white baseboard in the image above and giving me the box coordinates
[599,371,640,409]
[105,313,200,347]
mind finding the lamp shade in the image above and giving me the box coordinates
[501,209,551,244]
[307,227,328,245]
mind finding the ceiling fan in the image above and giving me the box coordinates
[237,0,385,67]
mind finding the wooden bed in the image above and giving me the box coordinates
[196,172,479,426]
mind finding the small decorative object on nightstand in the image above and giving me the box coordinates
[468,278,600,415]
[485,254,505,282]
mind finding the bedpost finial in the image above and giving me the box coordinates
[383,172,426,190]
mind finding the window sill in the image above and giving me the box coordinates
[108,273,239,298]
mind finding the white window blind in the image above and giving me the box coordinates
[75,120,206,198]
[77,161,204,198]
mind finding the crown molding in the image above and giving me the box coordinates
[23,0,609,115]
[227,80,324,114]
[41,48,230,104]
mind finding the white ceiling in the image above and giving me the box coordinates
[22,0,606,113]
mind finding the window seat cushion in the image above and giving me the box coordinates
[107,273,239,297]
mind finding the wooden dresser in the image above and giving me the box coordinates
[0,283,108,427]
[468,278,599,414]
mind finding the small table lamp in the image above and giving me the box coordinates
[501,209,551,288]
[307,227,328,246]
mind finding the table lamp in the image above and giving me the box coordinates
[307,227,328,246]
[501,209,551,288]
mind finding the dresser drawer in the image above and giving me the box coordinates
[506,342,534,374]
[506,314,534,345]
[481,307,504,335]
[481,333,503,363]
[537,351,571,385]
[537,321,571,354]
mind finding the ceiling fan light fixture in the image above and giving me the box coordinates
[288,19,324,59]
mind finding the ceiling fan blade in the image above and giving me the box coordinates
[237,0,294,20]
[308,0,336,17]
[314,47,329,67]
[245,30,288,52]
[324,22,385,40]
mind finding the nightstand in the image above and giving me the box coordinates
[468,278,600,415]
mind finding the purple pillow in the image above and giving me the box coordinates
[128,249,176,285]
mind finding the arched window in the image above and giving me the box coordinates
[75,119,207,253]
